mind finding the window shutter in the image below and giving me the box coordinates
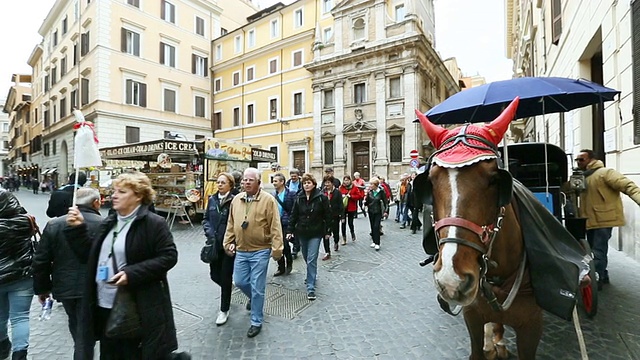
[81,78,89,106]
[160,43,165,64]
[161,0,166,20]
[633,0,640,144]
[204,58,208,77]
[139,83,147,108]
[121,28,127,52]
[192,54,196,74]
[126,80,133,104]
[551,0,562,45]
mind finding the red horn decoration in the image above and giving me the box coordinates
[415,109,448,148]
[485,97,520,145]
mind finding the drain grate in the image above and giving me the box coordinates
[172,305,204,334]
[329,259,380,274]
[231,283,312,319]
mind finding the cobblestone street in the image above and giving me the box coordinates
[13,190,640,359]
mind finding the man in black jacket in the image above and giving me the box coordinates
[46,172,87,218]
[33,188,103,360]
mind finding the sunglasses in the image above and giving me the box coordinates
[575,158,586,162]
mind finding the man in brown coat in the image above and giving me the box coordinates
[576,149,640,289]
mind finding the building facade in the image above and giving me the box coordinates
[506,0,640,261]
[3,75,36,182]
[0,99,9,177]
[212,0,457,181]
[29,0,257,185]
[211,0,323,177]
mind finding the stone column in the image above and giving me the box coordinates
[403,65,417,163]
[311,85,323,169]
[334,81,345,172]
[374,71,388,177]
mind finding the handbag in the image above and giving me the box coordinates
[105,251,142,339]
[26,214,41,253]
[200,237,219,264]
[342,195,349,209]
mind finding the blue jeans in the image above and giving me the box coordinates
[299,236,322,293]
[587,227,612,281]
[233,249,271,327]
[0,278,33,352]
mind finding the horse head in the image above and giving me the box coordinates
[414,98,519,306]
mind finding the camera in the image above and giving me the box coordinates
[569,169,586,192]
[241,221,249,229]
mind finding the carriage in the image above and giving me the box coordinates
[497,142,598,318]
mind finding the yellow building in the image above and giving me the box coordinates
[211,0,330,179]
[212,0,458,181]
[3,74,36,181]
[27,0,257,185]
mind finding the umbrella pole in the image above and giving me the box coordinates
[72,166,80,207]
[503,136,509,171]
[542,99,550,200]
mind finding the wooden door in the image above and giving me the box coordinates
[292,150,306,173]
[352,141,370,180]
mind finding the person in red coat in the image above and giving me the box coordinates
[339,176,364,243]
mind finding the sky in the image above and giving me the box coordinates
[0,0,512,100]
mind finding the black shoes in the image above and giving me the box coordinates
[11,350,27,360]
[273,269,285,277]
[286,263,293,275]
[246,301,251,311]
[307,292,317,301]
[0,338,11,359]
[171,352,192,360]
[247,325,262,338]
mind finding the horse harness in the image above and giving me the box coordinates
[421,125,528,316]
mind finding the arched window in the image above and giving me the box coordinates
[353,18,365,40]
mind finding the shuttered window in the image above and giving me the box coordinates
[324,140,334,165]
[551,0,562,45]
[633,0,640,144]
[213,112,222,130]
[389,135,402,162]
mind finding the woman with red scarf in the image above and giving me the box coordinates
[339,176,363,244]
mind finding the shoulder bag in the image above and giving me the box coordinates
[105,250,143,339]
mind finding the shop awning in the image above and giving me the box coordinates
[40,169,49,175]
[43,168,57,175]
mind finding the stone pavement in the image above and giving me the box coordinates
[11,190,640,359]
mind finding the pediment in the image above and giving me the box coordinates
[387,124,405,132]
[332,0,374,15]
[343,120,377,133]
[322,130,335,138]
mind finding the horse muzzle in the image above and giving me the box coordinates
[434,272,478,306]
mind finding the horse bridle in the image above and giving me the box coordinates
[426,125,526,314]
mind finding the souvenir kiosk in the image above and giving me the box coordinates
[99,139,205,215]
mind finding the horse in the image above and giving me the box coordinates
[414,98,543,360]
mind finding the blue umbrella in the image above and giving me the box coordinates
[423,77,620,124]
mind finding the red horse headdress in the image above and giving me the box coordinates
[414,97,520,168]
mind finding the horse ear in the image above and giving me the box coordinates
[485,97,520,145]
[415,110,447,148]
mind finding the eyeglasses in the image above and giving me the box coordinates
[575,158,586,162]
[217,181,227,184]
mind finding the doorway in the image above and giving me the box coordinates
[352,141,370,180]
[292,150,306,173]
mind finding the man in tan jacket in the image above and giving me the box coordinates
[576,149,640,289]
[224,167,283,338]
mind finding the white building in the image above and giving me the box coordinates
[506,0,640,261]
[30,0,256,184]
